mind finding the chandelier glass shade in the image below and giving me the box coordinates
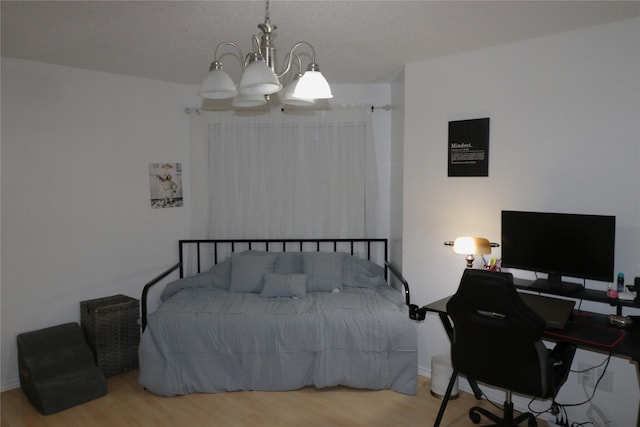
[238,56,282,96]
[293,67,333,100]
[280,73,315,106]
[198,62,238,99]
[198,0,332,107]
[231,93,268,108]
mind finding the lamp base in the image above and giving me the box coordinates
[465,255,475,269]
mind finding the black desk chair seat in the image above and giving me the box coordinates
[446,269,576,427]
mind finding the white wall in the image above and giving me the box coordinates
[0,58,195,390]
[403,17,640,426]
[0,58,393,391]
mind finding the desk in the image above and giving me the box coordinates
[424,292,640,426]
[513,277,640,317]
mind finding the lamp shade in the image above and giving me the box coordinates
[198,67,238,100]
[452,237,492,255]
[238,59,282,96]
[293,70,333,99]
[231,93,267,108]
[280,75,316,106]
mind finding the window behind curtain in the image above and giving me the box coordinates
[207,120,367,239]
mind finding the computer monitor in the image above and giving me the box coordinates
[501,210,616,294]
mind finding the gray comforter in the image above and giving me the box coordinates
[139,253,417,396]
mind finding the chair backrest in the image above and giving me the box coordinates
[446,269,550,397]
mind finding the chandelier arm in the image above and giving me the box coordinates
[275,52,304,79]
[251,35,262,56]
[290,41,317,62]
[276,41,316,77]
[293,54,303,74]
[276,52,292,78]
[214,42,245,68]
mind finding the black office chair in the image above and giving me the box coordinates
[445,269,576,427]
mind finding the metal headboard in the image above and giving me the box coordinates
[178,238,388,278]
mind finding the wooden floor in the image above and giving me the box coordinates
[1,371,548,426]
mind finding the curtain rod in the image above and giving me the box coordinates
[280,104,392,113]
[184,104,392,115]
[371,104,392,112]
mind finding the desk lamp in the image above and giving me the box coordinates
[444,237,497,268]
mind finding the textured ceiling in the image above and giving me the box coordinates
[2,1,639,86]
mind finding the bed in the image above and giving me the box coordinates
[138,239,418,396]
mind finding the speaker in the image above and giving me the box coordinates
[17,323,107,415]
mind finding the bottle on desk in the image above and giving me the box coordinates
[617,273,625,293]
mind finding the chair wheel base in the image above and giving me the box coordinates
[469,401,537,427]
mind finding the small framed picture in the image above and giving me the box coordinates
[149,163,183,208]
[448,118,490,177]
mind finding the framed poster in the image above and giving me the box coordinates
[149,162,183,208]
[448,118,490,177]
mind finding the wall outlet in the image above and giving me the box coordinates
[597,368,613,392]
[577,362,613,392]
[578,362,595,387]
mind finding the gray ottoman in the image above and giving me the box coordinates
[17,322,108,415]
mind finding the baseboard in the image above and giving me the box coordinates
[2,378,21,392]
[418,364,430,378]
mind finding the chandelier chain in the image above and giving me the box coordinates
[265,0,270,23]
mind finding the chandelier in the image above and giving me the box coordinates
[198,0,333,108]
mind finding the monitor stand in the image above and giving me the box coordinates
[529,274,584,295]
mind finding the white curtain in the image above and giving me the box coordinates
[188,107,379,241]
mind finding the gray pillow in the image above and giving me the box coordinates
[302,252,345,292]
[234,251,302,273]
[261,274,308,298]
[343,256,387,288]
[208,257,232,287]
[275,252,303,274]
[229,253,278,293]
[160,258,231,301]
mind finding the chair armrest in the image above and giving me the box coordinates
[548,341,576,365]
[547,341,577,395]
